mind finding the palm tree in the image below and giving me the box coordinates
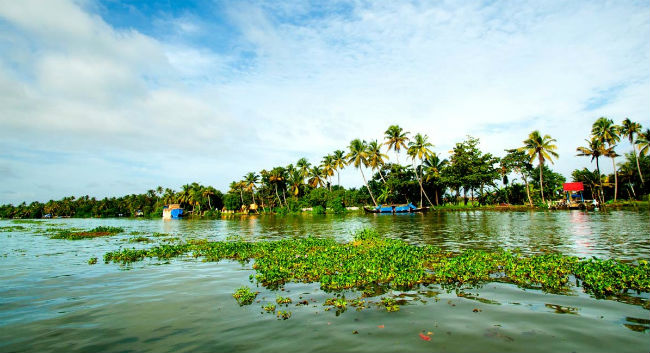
[520,131,559,204]
[407,133,435,207]
[308,166,326,188]
[592,117,620,201]
[576,138,606,204]
[229,181,245,205]
[202,186,216,210]
[620,118,644,184]
[332,150,346,187]
[296,158,311,179]
[244,172,259,206]
[269,167,287,207]
[384,125,409,164]
[367,140,389,183]
[635,128,650,162]
[321,155,335,191]
[346,139,377,206]
[422,153,448,206]
[287,169,304,198]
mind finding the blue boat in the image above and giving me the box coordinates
[363,203,429,213]
[162,204,184,219]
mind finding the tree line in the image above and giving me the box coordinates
[1,119,648,218]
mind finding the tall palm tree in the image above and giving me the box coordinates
[384,125,409,164]
[321,155,335,191]
[367,140,389,183]
[308,166,326,188]
[244,172,259,206]
[620,118,644,184]
[287,169,304,198]
[576,138,606,204]
[332,150,346,187]
[346,139,377,206]
[269,167,287,207]
[635,128,650,165]
[422,153,448,206]
[407,133,435,207]
[296,158,311,179]
[202,186,216,210]
[520,131,559,204]
[592,117,620,201]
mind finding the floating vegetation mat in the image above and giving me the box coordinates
[51,226,125,240]
[102,229,650,314]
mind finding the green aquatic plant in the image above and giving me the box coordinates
[233,286,257,306]
[0,225,27,232]
[102,228,650,308]
[380,297,400,312]
[276,295,292,305]
[51,226,124,240]
[276,310,291,320]
[88,257,98,265]
[129,236,151,243]
[263,303,276,312]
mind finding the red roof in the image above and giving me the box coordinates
[563,182,584,192]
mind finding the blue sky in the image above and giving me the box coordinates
[0,0,648,204]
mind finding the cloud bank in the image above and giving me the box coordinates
[0,0,648,203]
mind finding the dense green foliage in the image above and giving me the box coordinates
[2,119,648,218]
[103,229,650,303]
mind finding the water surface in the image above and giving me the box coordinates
[1,209,648,352]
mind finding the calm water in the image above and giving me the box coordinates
[1,209,649,352]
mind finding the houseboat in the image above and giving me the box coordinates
[162,204,184,219]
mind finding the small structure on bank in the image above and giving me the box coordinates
[162,204,184,219]
[550,182,595,210]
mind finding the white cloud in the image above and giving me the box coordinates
[0,0,648,203]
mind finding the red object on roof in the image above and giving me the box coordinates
[563,182,584,192]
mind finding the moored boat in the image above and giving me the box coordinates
[363,203,429,213]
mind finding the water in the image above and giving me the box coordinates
[1,209,649,352]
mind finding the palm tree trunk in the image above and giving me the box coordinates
[521,172,533,207]
[379,170,387,183]
[611,157,618,202]
[359,167,377,206]
[207,196,212,210]
[595,157,604,204]
[415,163,434,207]
[538,155,545,204]
[282,189,287,207]
[337,171,341,187]
[274,185,282,208]
[634,146,644,185]
[435,188,439,206]
[251,189,257,206]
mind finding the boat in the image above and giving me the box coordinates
[363,203,429,213]
[162,204,184,219]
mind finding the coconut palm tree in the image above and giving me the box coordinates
[308,166,326,188]
[296,158,311,179]
[636,128,650,161]
[407,133,435,207]
[287,169,304,198]
[422,153,448,206]
[269,167,287,207]
[520,131,559,204]
[592,117,620,201]
[202,186,216,210]
[332,150,346,187]
[367,140,389,183]
[346,139,377,206]
[244,172,259,206]
[576,138,606,204]
[620,118,644,184]
[384,125,409,164]
[321,155,335,191]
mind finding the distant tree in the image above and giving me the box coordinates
[520,131,559,204]
[384,125,409,164]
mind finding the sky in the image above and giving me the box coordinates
[0,0,648,204]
